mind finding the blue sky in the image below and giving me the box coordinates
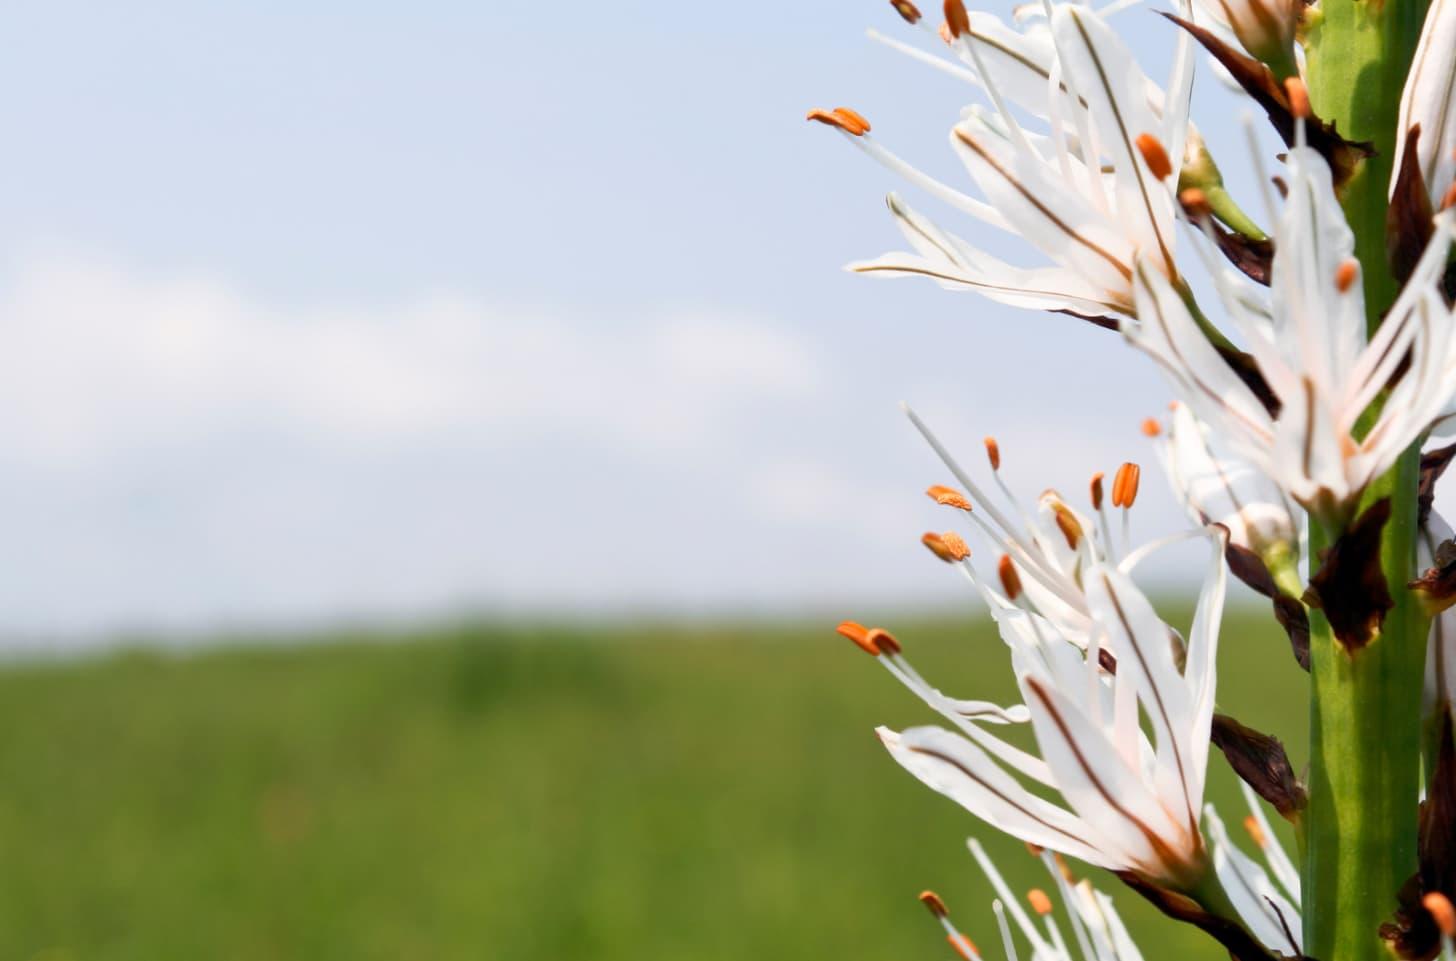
[0,1,1348,642]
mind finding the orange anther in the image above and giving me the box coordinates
[866,627,902,656]
[1053,504,1082,549]
[948,933,980,961]
[1141,417,1162,437]
[998,554,1022,600]
[1285,77,1310,119]
[805,107,871,136]
[1111,462,1141,508]
[984,436,1001,470]
[834,107,871,133]
[1027,888,1053,915]
[836,620,879,656]
[1053,852,1074,882]
[1441,181,1456,212]
[927,484,973,511]
[1424,892,1456,937]
[1089,472,1105,510]
[1334,259,1359,294]
[1025,841,1044,857]
[890,0,923,22]
[1242,814,1268,849]
[1179,187,1212,218]
[919,890,949,917]
[943,0,970,38]
[1134,133,1174,181]
[922,531,971,563]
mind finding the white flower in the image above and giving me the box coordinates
[820,2,1193,320]
[920,839,1148,961]
[1394,0,1456,206]
[1205,790,1303,955]
[866,410,1229,887]
[1125,133,1456,521]
[1153,402,1298,559]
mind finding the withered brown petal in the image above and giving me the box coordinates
[1305,498,1394,654]
[1162,13,1375,189]
[1420,443,1456,528]
[1226,543,1278,598]
[1210,714,1308,819]
[1117,872,1299,961]
[1389,124,1435,287]
[1181,188,1275,285]
[1272,594,1311,671]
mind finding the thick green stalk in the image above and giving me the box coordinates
[1304,0,1428,325]
[1302,6,1430,957]
[1303,462,1426,961]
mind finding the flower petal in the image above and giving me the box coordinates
[1395,0,1456,205]
[1020,675,1193,877]
[1051,5,1178,279]
[877,725,1110,864]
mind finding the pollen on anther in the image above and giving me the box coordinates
[1141,417,1162,437]
[1284,77,1310,119]
[1334,258,1359,293]
[927,484,973,511]
[984,436,1001,470]
[1423,892,1456,937]
[943,0,971,38]
[1134,133,1174,181]
[836,620,880,656]
[805,107,871,136]
[866,627,902,656]
[1111,462,1141,508]
[890,0,923,22]
[1442,181,1456,212]
[1090,472,1105,510]
[1242,814,1268,849]
[1053,504,1082,549]
[922,531,971,563]
[1027,888,1053,916]
[998,554,1022,600]
[919,890,949,918]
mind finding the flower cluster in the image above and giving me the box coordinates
[809,0,1456,956]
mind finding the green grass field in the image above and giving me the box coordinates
[0,608,1308,960]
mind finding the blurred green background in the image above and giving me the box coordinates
[0,607,1306,960]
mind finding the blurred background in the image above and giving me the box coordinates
[0,1,1344,958]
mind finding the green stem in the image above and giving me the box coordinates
[1304,0,1429,327]
[1304,463,1426,961]
[1302,5,1429,960]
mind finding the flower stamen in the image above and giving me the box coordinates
[1135,132,1174,181]
[805,107,872,136]
[1334,258,1359,294]
[928,484,975,510]
[1111,462,1141,508]
[890,0,923,23]
[924,530,973,562]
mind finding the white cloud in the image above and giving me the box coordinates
[0,254,850,637]
[0,256,823,469]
